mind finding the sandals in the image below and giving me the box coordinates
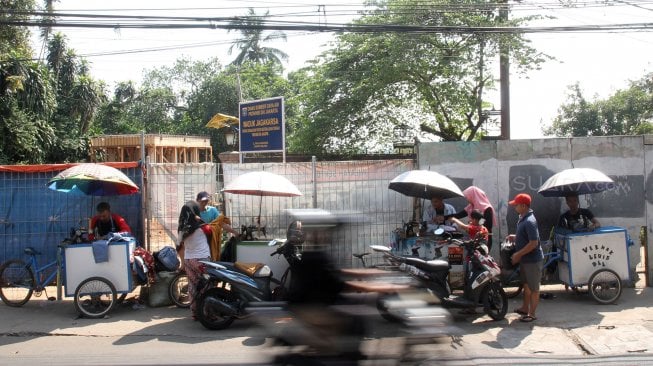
[520,315,537,322]
[514,308,527,315]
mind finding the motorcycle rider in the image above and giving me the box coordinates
[507,193,543,323]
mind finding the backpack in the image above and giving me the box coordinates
[133,247,157,284]
[156,246,180,271]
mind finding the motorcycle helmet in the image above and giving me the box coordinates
[286,220,305,244]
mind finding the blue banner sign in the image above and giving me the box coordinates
[239,97,284,153]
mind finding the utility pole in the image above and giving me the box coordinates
[499,0,510,140]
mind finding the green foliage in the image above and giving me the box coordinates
[0,0,35,56]
[544,74,653,137]
[289,0,549,154]
[228,8,288,69]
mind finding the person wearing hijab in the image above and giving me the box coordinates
[177,200,211,320]
[450,186,497,251]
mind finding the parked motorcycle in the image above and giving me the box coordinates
[371,229,508,320]
[194,221,303,330]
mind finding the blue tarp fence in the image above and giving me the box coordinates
[0,162,143,266]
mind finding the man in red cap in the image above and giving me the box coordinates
[507,193,543,322]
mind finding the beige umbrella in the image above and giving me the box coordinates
[224,171,302,235]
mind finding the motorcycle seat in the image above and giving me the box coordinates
[404,257,449,272]
[234,261,270,277]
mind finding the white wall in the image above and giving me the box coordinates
[419,135,649,285]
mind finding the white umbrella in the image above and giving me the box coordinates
[224,171,302,233]
[388,170,463,199]
[538,168,615,197]
[224,171,302,197]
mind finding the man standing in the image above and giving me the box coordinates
[508,193,543,323]
[196,191,219,224]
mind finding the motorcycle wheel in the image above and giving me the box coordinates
[197,287,237,330]
[482,282,508,321]
[376,293,403,323]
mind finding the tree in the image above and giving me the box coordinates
[228,8,289,69]
[0,0,58,164]
[544,74,653,137]
[288,0,549,154]
[45,33,106,162]
[0,0,35,56]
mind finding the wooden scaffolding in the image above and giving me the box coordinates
[89,134,213,163]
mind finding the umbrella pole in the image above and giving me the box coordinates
[257,195,262,237]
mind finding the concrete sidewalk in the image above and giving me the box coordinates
[1,282,653,364]
[443,281,653,359]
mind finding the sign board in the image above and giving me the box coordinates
[239,97,285,153]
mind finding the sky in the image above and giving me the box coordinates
[31,0,653,140]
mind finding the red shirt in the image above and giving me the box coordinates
[468,224,489,241]
[89,213,131,241]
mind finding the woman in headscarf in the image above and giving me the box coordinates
[450,186,497,251]
[177,200,211,320]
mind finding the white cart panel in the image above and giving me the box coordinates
[64,240,134,297]
[555,226,631,286]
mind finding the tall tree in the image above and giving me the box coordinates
[0,0,58,164]
[288,0,549,154]
[544,75,653,137]
[45,33,106,162]
[228,8,289,69]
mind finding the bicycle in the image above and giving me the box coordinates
[0,227,118,318]
[500,240,561,298]
[0,245,63,306]
[168,269,190,308]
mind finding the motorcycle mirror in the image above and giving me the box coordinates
[433,228,445,236]
[370,245,392,253]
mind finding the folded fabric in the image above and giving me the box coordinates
[92,239,109,263]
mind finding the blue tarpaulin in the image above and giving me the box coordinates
[0,162,143,267]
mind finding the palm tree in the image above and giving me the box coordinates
[228,8,289,69]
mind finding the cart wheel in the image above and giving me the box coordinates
[169,271,190,308]
[482,282,508,321]
[0,260,34,307]
[588,269,622,305]
[74,276,117,318]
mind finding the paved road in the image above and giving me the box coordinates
[2,282,653,365]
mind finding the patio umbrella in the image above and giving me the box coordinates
[388,170,463,199]
[47,163,140,196]
[205,113,239,129]
[538,168,615,197]
[224,171,302,197]
[224,171,302,234]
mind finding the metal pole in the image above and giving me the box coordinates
[312,156,317,209]
[499,0,511,140]
[141,131,150,251]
